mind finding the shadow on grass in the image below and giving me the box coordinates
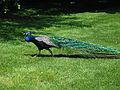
[0,7,120,41]
[25,53,120,59]
[0,13,92,41]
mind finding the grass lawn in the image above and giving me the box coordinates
[0,10,120,90]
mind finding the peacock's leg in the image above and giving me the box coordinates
[47,48,53,56]
[36,50,41,56]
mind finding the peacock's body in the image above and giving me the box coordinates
[24,32,120,56]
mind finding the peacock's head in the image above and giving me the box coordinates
[24,32,33,42]
[23,32,32,36]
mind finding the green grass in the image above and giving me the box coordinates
[0,10,120,90]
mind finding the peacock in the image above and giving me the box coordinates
[24,32,120,56]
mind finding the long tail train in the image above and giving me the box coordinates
[50,36,120,55]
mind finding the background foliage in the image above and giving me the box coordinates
[0,0,120,15]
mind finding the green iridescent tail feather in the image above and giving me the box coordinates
[50,36,120,54]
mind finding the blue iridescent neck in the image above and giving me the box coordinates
[25,36,34,42]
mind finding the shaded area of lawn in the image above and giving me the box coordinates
[0,12,93,41]
[0,9,120,48]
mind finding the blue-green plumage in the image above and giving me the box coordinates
[50,36,120,54]
[24,32,120,56]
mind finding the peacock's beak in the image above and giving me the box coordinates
[23,32,26,35]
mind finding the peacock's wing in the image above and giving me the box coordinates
[50,36,120,54]
[35,35,57,47]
